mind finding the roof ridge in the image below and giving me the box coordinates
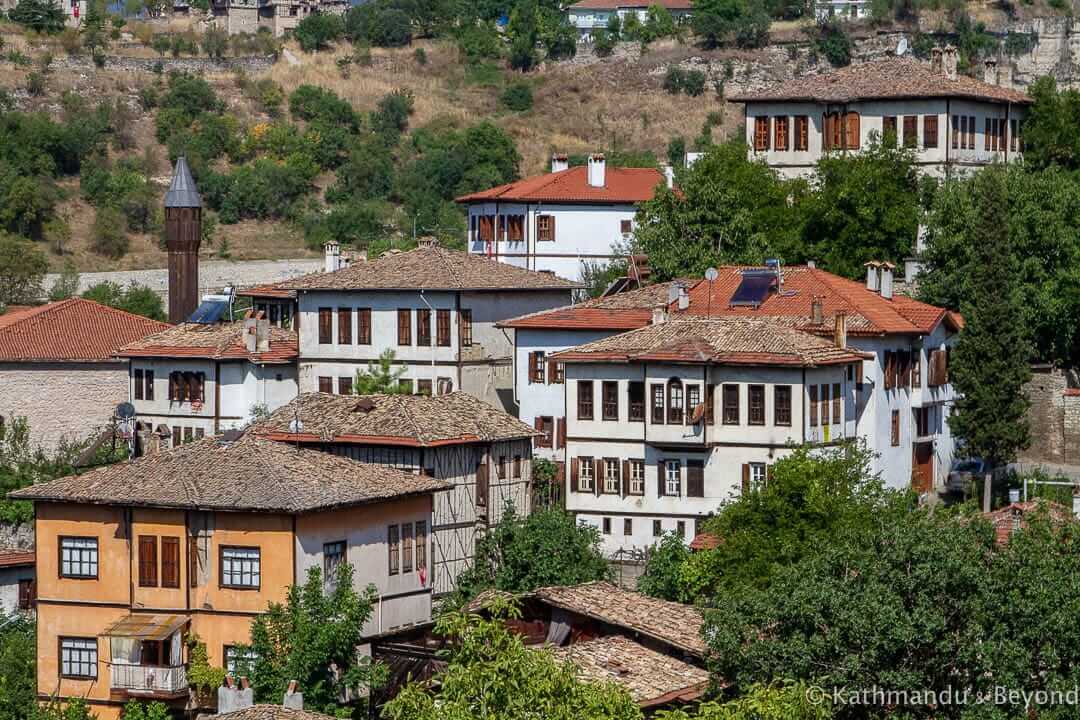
[396,394,429,444]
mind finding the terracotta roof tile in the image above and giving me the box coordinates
[984,500,1071,546]
[455,166,665,204]
[203,706,335,720]
[551,635,708,707]
[0,299,170,362]
[254,392,538,447]
[689,532,720,550]
[499,281,681,330]
[728,57,1031,105]
[9,434,449,512]
[117,322,297,364]
[551,317,865,367]
[281,244,581,292]
[0,549,35,568]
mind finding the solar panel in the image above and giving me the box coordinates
[730,271,775,308]
[188,299,229,324]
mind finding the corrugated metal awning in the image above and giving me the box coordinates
[100,614,190,640]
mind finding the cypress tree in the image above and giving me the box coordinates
[947,166,1031,469]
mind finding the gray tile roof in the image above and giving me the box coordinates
[202,707,335,720]
[164,156,202,209]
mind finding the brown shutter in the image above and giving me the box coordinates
[547,359,558,385]
[338,307,352,345]
[533,416,545,447]
[622,460,630,497]
[556,417,566,449]
[657,460,666,497]
[161,537,180,588]
[687,461,704,498]
[593,458,602,496]
[855,361,864,385]
[138,536,157,587]
[846,112,860,150]
[766,465,774,484]
[570,457,580,492]
[741,464,750,494]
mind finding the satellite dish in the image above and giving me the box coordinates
[288,418,304,433]
[896,37,908,56]
[115,402,136,419]
[705,267,719,282]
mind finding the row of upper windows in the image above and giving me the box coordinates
[316,307,473,348]
[883,347,950,391]
[58,535,257,589]
[599,516,696,539]
[132,370,206,403]
[571,457,772,497]
[472,214,634,245]
[317,375,454,397]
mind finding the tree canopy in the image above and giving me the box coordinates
[0,234,47,308]
[81,281,166,321]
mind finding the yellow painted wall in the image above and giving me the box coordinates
[191,613,258,668]
[36,603,128,706]
[36,503,130,605]
[190,512,294,614]
[131,508,187,611]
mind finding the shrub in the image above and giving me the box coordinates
[663,65,686,93]
[294,12,344,52]
[500,81,533,111]
[509,34,538,71]
[92,206,130,258]
[733,8,770,48]
[371,88,415,141]
[414,46,427,64]
[201,25,228,59]
[813,20,853,67]
[683,68,706,96]
[543,22,577,60]
[345,3,411,47]
[592,28,615,57]
[59,27,82,54]
[9,0,65,33]
[288,84,359,129]
[25,71,46,96]
[455,22,501,61]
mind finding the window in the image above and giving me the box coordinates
[338,307,352,345]
[665,460,681,496]
[437,377,453,395]
[722,384,739,425]
[224,646,258,676]
[476,458,489,509]
[1011,118,1021,152]
[912,351,922,387]
[417,379,433,396]
[184,427,193,444]
[951,114,959,149]
[832,383,841,424]
[221,547,260,589]
[416,520,427,573]
[667,380,683,424]
[549,360,564,384]
[705,384,715,425]
[774,385,792,426]
[603,458,620,494]
[923,115,938,149]
[820,384,830,426]
[537,214,555,242]
[809,385,818,427]
[60,537,97,578]
[195,428,204,440]
[17,578,35,610]
[397,309,411,345]
[915,406,931,437]
[794,115,809,151]
[388,525,400,575]
[602,381,618,420]
[624,518,633,536]
[402,523,414,573]
[677,520,686,538]
[416,309,432,346]
[686,385,700,424]
[749,462,767,489]
[602,517,611,535]
[134,368,144,400]
[650,384,665,424]
[144,370,154,401]
[967,115,975,149]
[653,520,662,537]
[628,382,645,422]
[823,112,843,150]
[579,457,594,492]
[338,377,352,395]
[578,380,594,420]
[774,115,789,151]
[318,376,333,394]
[436,309,451,347]
[159,537,179,587]
[323,541,345,586]
[883,116,897,146]
[497,455,508,480]
[478,214,495,242]
[748,384,765,426]
[60,638,97,679]
[172,426,181,448]
[844,111,860,150]
[536,416,554,448]
[891,409,900,446]
[168,372,205,403]
[902,115,918,147]
[754,116,770,151]
[506,215,525,242]
[398,379,414,394]
[629,460,645,495]
[528,352,545,384]
[513,455,522,479]
[620,219,632,234]
[318,307,332,344]
[459,309,473,347]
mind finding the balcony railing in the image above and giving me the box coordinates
[111,664,188,695]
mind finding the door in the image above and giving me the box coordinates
[912,442,933,494]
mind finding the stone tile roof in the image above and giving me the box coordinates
[117,322,298,364]
[456,166,665,204]
[551,318,865,367]
[679,266,960,337]
[551,635,709,707]
[237,283,296,300]
[253,392,538,447]
[728,57,1031,105]
[0,549,35,568]
[202,707,334,720]
[0,299,170,363]
[534,581,707,658]
[498,281,682,330]
[280,244,581,292]
[9,434,449,513]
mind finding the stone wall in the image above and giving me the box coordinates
[47,53,275,75]
[1021,365,1080,465]
[0,523,34,551]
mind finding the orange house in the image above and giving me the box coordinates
[10,433,448,720]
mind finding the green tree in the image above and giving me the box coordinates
[811,19,853,67]
[48,259,80,301]
[9,0,66,33]
[201,26,228,59]
[592,28,616,57]
[1017,75,1080,171]
[635,532,692,602]
[693,0,768,48]
[383,601,641,720]
[947,166,1031,469]
[293,12,345,52]
[0,233,47,308]
[118,702,170,720]
[249,563,381,713]
[656,683,833,719]
[81,281,166,321]
[80,0,109,55]
[0,611,36,720]
[351,349,410,394]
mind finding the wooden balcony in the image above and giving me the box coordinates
[110,663,188,698]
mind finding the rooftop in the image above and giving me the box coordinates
[116,321,298,365]
[498,281,683,331]
[984,500,1071,546]
[551,317,865,367]
[728,56,1031,105]
[551,635,708,707]
[253,392,538,447]
[236,283,296,300]
[0,549,35,568]
[201,707,335,720]
[9,433,449,513]
[280,244,581,292]
[570,0,693,7]
[0,299,170,363]
[455,165,665,205]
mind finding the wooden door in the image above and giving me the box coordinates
[912,442,933,494]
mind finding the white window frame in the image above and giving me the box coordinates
[221,546,261,589]
[60,637,97,679]
[629,461,645,495]
[580,457,594,492]
[224,645,258,676]
[603,459,620,494]
[750,462,767,490]
[60,537,98,578]
[666,460,681,496]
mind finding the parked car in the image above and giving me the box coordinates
[946,458,988,495]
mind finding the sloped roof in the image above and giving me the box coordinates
[236,283,296,300]
[728,57,1031,105]
[280,244,580,292]
[499,281,682,331]
[0,549,34,568]
[203,707,335,720]
[117,322,298,365]
[678,266,959,337]
[9,434,449,513]
[455,166,665,204]
[551,318,864,367]
[984,500,1071,546]
[164,156,202,208]
[0,299,170,363]
[254,392,538,447]
[571,0,692,8]
[551,635,708,707]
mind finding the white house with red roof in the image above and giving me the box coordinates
[568,0,693,40]
[456,154,667,284]
[0,299,169,451]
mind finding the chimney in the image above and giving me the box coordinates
[685,152,703,167]
[880,262,895,300]
[942,44,958,81]
[811,297,824,325]
[807,260,816,269]
[283,680,303,710]
[587,153,606,188]
[550,153,569,172]
[676,283,689,311]
[164,156,203,324]
[661,164,675,189]
[984,58,999,85]
[930,47,943,75]
[651,306,667,325]
[218,674,253,713]
[324,240,341,273]
[865,261,881,293]
[834,310,847,348]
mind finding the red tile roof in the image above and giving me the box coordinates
[571,0,693,8]
[237,283,296,300]
[117,322,298,365]
[984,500,1071,546]
[0,549,34,568]
[455,166,665,204]
[499,281,682,330]
[678,266,960,337]
[0,299,170,363]
[728,57,1031,105]
[689,532,719,550]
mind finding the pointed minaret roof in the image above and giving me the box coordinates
[164,156,202,209]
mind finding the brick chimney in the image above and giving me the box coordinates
[811,296,824,325]
[834,310,847,349]
[324,240,341,273]
[942,45,958,81]
[984,58,999,85]
[587,153,606,188]
[880,262,895,300]
[930,47,943,75]
[244,311,270,354]
[164,156,202,324]
[283,680,303,710]
[551,153,569,172]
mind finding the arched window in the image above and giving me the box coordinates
[667,379,684,424]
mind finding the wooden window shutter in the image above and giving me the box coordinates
[188,539,199,588]
[845,112,859,150]
[533,416,545,447]
[855,361,864,385]
[984,118,991,151]
[161,537,180,588]
[622,460,630,497]
[557,417,566,449]
[741,463,750,494]
[138,536,157,587]
[766,465,774,484]
[570,457,580,492]
[593,459,602,496]
[657,460,666,497]
[546,359,559,385]
[338,307,352,345]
